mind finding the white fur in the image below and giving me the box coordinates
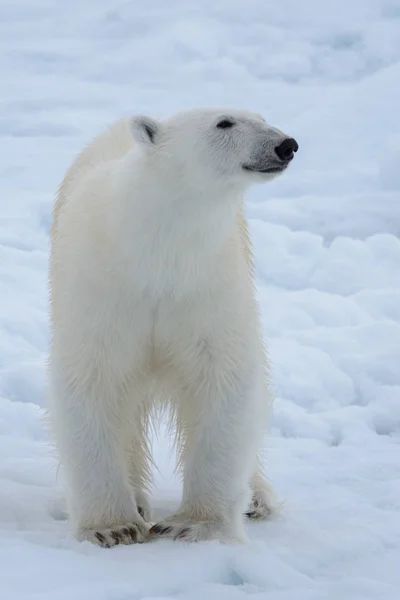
[48,107,296,546]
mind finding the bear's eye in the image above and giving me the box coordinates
[216,119,235,129]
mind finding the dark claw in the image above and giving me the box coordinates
[149,523,163,535]
[137,506,145,518]
[123,526,137,542]
[175,527,191,540]
[110,530,122,544]
[150,523,172,535]
[95,532,107,545]
[158,526,173,535]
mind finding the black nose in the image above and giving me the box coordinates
[274,137,299,161]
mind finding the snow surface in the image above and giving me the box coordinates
[1,0,400,598]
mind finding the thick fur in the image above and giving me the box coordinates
[48,107,296,547]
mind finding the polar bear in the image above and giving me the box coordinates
[48,107,298,548]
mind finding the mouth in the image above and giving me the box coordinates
[242,163,288,174]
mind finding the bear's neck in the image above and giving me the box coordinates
[112,158,247,293]
[116,158,245,255]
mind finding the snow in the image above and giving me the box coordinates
[1,0,400,597]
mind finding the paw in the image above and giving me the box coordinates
[137,504,152,523]
[149,517,245,544]
[135,490,152,524]
[79,520,150,548]
[245,489,275,520]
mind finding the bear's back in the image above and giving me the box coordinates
[52,117,133,238]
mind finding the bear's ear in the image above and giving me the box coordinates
[130,115,160,146]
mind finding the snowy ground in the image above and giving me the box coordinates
[1,0,400,598]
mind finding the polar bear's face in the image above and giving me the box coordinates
[130,108,298,189]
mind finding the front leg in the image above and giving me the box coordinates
[48,366,150,548]
[151,333,268,543]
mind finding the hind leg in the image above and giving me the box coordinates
[246,457,277,519]
[125,398,155,525]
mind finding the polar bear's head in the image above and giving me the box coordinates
[130,107,298,191]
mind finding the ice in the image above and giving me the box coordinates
[1,0,400,598]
